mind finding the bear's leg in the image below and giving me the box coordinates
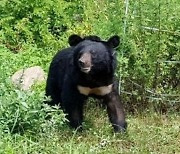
[66,102,84,130]
[61,86,86,130]
[103,91,127,132]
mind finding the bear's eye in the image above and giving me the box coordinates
[78,51,84,58]
[91,50,95,54]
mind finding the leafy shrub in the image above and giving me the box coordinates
[0,0,84,51]
[0,82,67,134]
[0,45,66,134]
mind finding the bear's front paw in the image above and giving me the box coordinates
[113,121,127,133]
[69,120,83,132]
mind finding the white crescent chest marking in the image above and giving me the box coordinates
[77,84,113,96]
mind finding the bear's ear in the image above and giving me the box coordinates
[107,35,120,48]
[68,34,83,46]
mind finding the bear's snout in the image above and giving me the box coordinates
[78,52,92,73]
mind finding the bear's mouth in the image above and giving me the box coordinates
[80,67,91,73]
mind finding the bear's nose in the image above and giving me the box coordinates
[79,59,86,67]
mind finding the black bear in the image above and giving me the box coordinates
[45,34,127,132]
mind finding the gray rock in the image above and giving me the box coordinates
[12,66,46,90]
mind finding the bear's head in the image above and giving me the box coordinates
[69,34,120,75]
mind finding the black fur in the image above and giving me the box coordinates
[45,34,127,132]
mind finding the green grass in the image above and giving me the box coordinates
[0,102,179,154]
